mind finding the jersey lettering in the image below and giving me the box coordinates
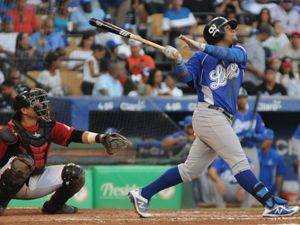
[209,63,240,90]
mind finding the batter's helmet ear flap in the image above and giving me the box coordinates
[203,17,238,45]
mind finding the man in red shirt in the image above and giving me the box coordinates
[6,0,39,34]
[0,88,131,215]
[127,41,155,75]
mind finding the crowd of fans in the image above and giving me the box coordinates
[0,0,299,111]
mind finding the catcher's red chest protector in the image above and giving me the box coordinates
[9,120,55,174]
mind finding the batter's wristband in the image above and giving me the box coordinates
[175,63,187,74]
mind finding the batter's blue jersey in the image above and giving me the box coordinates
[232,110,266,148]
[293,124,300,139]
[176,44,247,115]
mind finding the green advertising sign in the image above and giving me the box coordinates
[93,166,183,209]
[9,169,93,209]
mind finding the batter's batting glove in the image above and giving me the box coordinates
[179,35,206,51]
[162,45,183,64]
[100,133,133,155]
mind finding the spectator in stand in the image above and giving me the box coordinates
[244,23,272,95]
[146,68,167,96]
[37,52,64,96]
[106,40,124,62]
[161,74,183,97]
[6,67,28,93]
[216,0,244,23]
[0,0,15,14]
[282,32,300,73]
[92,61,124,97]
[259,129,286,195]
[0,69,4,85]
[256,68,287,96]
[278,57,300,96]
[127,41,155,76]
[270,0,300,35]
[263,21,290,57]
[241,0,277,15]
[68,30,94,71]
[0,15,18,57]
[82,44,106,95]
[98,0,131,26]
[294,0,300,13]
[6,0,39,34]
[70,0,105,32]
[162,0,197,45]
[252,7,272,30]
[54,0,72,33]
[0,80,17,112]
[15,32,40,72]
[268,55,282,83]
[30,18,67,57]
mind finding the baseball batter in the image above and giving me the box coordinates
[129,17,299,218]
[0,88,131,215]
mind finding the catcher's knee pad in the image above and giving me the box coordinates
[61,163,85,193]
[0,155,34,196]
[231,158,251,176]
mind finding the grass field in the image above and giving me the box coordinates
[1,208,300,225]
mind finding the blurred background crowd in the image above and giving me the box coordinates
[0,0,299,209]
[0,0,299,109]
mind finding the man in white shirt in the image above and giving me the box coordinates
[92,61,123,97]
[270,0,300,34]
[37,52,64,96]
[161,74,183,97]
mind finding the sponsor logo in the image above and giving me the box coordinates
[158,187,176,200]
[257,100,282,111]
[188,103,197,111]
[120,100,146,111]
[100,183,139,198]
[98,102,114,111]
[209,63,239,90]
[165,102,182,111]
[72,185,88,202]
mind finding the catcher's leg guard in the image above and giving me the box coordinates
[42,163,85,214]
[0,155,34,211]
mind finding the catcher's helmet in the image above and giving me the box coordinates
[203,17,237,45]
[13,88,51,120]
[238,87,248,98]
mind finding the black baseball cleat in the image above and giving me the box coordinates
[42,201,78,214]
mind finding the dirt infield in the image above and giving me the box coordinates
[1,208,300,225]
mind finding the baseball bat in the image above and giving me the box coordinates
[89,18,165,51]
[249,91,261,129]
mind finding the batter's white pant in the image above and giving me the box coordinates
[178,102,251,182]
[0,157,64,199]
[292,137,300,185]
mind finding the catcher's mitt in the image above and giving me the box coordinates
[101,133,132,155]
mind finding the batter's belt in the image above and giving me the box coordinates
[208,105,234,121]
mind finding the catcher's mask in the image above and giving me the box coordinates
[13,88,51,121]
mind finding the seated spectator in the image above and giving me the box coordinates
[270,0,300,34]
[162,0,197,45]
[0,80,16,112]
[252,7,272,30]
[6,0,39,34]
[259,129,286,195]
[263,21,290,57]
[0,0,15,14]
[268,55,282,83]
[123,78,139,97]
[92,61,124,97]
[146,69,167,96]
[161,115,194,156]
[54,0,72,33]
[216,0,244,23]
[106,40,124,62]
[161,74,183,97]
[256,69,287,96]
[279,57,300,96]
[208,156,247,208]
[0,15,18,56]
[15,32,39,72]
[241,0,277,15]
[127,41,155,76]
[82,44,106,95]
[0,69,4,85]
[68,30,94,70]
[244,23,272,95]
[282,32,300,73]
[7,67,25,88]
[37,52,64,96]
[98,0,131,26]
[30,18,67,57]
[70,0,105,32]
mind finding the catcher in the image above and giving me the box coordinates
[0,88,132,215]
